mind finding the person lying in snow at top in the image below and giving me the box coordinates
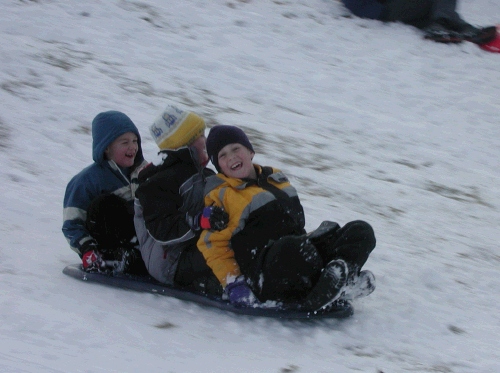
[341,0,496,44]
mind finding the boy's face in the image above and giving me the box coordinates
[105,132,138,168]
[190,135,209,167]
[217,143,256,179]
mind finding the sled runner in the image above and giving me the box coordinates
[63,263,354,319]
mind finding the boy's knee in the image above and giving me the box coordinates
[345,220,376,248]
[265,236,323,277]
[86,193,135,251]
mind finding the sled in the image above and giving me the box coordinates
[479,25,500,53]
[63,263,354,319]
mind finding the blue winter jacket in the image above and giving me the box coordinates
[62,111,147,256]
[341,0,384,20]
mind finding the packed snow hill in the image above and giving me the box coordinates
[1,0,499,372]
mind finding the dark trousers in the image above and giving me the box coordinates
[381,0,464,28]
[175,245,223,296]
[258,220,376,303]
[86,194,148,275]
[314,220,376,273]
[86,194,136,257]
[259,236,323,302]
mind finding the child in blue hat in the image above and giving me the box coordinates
[63,111,148,273]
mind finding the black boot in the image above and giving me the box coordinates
[302,259,348,312]
[425,18,497,44]
[458,25,497,44]
[120,244,148,276]
[422,21,462,43]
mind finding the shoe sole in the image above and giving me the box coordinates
[426,26,497,44]
[340,270,376,300]
[424,35,463,43]
[303,260,348,311]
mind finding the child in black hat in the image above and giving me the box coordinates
[200,125,377,311]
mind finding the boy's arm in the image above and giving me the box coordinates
[62,174,99,256]
[196,190,240,288]
[197,228,241,288]
[135,172,190,243]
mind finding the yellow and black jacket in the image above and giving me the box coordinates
[198,164,306,289]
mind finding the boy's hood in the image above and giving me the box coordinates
[91,111,144,166]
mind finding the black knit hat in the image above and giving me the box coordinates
[206,125,254,172]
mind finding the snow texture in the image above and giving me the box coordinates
[0,0,499,372]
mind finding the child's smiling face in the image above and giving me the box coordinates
[105,132,138,168]
[217,143,256,179]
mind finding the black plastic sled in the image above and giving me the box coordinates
[63,264,353,319]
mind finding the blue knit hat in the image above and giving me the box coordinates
[206,125,254,172]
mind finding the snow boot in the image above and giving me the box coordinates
[340,270,376,301]
[425,18,497,44]
[302,259,348,312]
[121,247,148,276]
[459,25,497,45]
[103,243,148,276]
[423,22,462,43]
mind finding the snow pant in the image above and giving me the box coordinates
[86,193,136,256]
[258,236,324,302]
[253,235,323,302]
[380,0,464,28]
[87,193,147,275]
[134,201,221,295]
[313,220,376,274]
[341,0,385,20]
[257,220,376,303]
[175,245,223,296]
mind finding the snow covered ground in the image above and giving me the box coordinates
[1,0,499,372]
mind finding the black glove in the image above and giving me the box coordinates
[187,206,229,231]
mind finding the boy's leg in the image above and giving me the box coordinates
[259,236,323,302]
[318,220,376,275]
[86,193,136,258]
[431,0,463,26]
[175,246,223,296]
[429,0,496,44]
[303,221,376,306]
[381,0,434,27]
[86,194,148,275]
[306,221,341,264]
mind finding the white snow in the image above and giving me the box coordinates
[0,0,499,372]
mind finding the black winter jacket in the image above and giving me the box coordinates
[136,148,214,242]
[134,147,214,284]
